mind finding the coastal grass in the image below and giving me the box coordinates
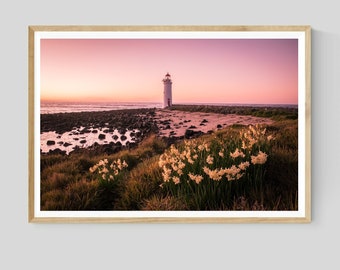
[171,104,298,120]
[40,118,298,211]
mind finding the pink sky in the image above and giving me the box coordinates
[40,39,298,104]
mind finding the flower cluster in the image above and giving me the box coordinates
[159,125,273,186]
[89,158,128,181]
[240,124,272,150]
[251,151,268,165]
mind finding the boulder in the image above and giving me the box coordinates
[98,134,106,140]
[63,142,72,147]
[184,129,195,138]
[185,129,203,139]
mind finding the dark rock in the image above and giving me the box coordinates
[164,124,171,130]
[92,129,98,133]
[112,135,119,140]
[184,129,195,138]
[130,132,136,137]
[48,148,66,155]
[83,129,91,133]
[121,135,127,141]
[57,141,63,145]
[98,134,106,140]
[63,142,72,147]
[47,140,55,145]
[56,135,61,139]
[80,140,86,144]
[115,141,122,146]
[103,129,110,133]
[73,138,79,141]
[217,124,222,129]
[202,119,208,123]
[126,141,137,148]
[185,129,203,139]
[207,130,214,134]
[189,125,197,129]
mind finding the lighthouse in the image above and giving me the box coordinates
[162,72,172,108]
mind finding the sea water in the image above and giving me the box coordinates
[40,101,163,114]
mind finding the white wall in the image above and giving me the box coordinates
[1,0,338,269]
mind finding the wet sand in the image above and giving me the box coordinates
[155,109,273,138]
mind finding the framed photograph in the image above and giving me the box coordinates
[28,26,311,223]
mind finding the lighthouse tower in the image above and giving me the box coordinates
[162,72,172,108]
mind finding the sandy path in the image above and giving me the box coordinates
[154,109,273,137]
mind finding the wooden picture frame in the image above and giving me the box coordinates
[28,25,311,223]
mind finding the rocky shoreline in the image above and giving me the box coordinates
[40,108,159,155]
[41,108,158,134]
[40,107,274,155]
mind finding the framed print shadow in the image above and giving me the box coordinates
[28,25,311,223]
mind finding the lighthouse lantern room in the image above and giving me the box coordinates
[162,72,172,108]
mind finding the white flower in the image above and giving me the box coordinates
[251,151,268,165]
[203,166,223,181]
[218,151,224,157]
[173,176,180,185]
[188,173,203,184]
[230,148,245,159]
[238,161,250,170]
[206,155,214,165]
[178,161,186,169]
[122,160,128,168]
[223,165,241,181]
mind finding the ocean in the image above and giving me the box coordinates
[40,101,163,114]
[41,101,297,114]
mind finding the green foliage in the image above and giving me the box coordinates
[170,104,298,120]
[40,120,298,211]
[41,179,98,210]
[118,156,163,210]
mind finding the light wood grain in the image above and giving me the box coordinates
[28,25,311,223]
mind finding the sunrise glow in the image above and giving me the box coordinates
[40,38,298,105]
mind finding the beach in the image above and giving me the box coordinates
[40,106,276,155]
